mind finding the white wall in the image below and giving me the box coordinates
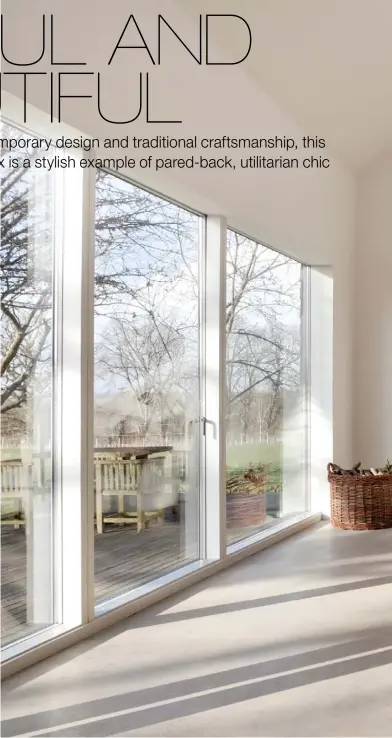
[355,153,392,465]
[2,0,356,483]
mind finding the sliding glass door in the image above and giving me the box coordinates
[93,171,203,608]
[1,124,56,644]
[1,114,312,660]
[225,230,309,546]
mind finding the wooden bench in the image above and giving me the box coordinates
[1,462,33,529]
[94,458,166,533]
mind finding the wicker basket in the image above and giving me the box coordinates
[226,472,267,529]
[328,466,392,530]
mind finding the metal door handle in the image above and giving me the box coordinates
[188,417,217,439]
[201,417,217,439]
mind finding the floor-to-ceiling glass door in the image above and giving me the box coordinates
[1,118,313,664]
[225,230,309,546]
[1,123,56,645]
[93,171,203,608]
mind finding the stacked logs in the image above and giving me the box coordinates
[328,461,392,477]
[226,464,267,495]
[226,475,262,495]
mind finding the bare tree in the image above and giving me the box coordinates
[94,169,198,312]
[1,133,53,431]
[225,231,301,442]
[1,134,302,451]
[96,310,197,443]
[1,136,199,432]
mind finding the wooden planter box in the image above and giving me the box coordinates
[226,472,267,529]
[328,470,392,530]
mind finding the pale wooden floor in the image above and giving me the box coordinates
[1,520,264,646]
[4,525,392,738]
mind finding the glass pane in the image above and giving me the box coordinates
[93,172,201,607]
[1,124,55,645]
[226,230,308,546]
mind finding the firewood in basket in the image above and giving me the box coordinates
[328,463,343,475]
[328,458,392,478]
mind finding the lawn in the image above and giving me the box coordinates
[226,442,282,489]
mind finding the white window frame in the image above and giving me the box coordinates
[59,159,96,626]
[203,216,227,561]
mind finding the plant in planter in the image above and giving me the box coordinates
[328,460,392,530]
[226,463,268,529]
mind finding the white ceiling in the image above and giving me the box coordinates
[180,0,392,172]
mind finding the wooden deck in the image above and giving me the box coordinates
[1,520,257,646]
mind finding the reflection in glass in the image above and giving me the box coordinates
[225,230,308,546]
[93,172,201,607]
[1,125,55,645]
